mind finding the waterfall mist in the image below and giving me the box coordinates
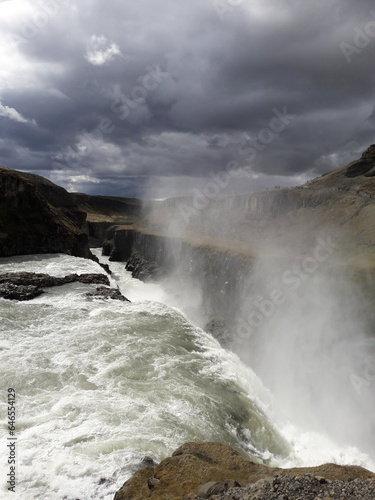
[142,189,375,462]
[231,229,375,460]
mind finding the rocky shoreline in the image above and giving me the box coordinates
[113,442,375,500]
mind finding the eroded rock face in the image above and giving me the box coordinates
[0,166,89,257]
[113,442,375,500]
[102,226,135,261]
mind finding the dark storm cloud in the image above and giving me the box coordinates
[0,0,374,195]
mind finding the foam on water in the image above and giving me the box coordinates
[0,253,107,278]
[0,253,374,500]
[0,253,286,499]
[93,251,375,467]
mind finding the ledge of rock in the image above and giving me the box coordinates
[113,442,375,500]
[0,272,112,301]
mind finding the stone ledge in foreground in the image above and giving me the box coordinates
[113,442,375,500]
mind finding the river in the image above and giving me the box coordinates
[0,251,373,499]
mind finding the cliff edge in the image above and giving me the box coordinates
[0,166,89,257]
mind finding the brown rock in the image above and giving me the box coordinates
[113,442,375,500]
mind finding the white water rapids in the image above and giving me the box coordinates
[0,251,374,500]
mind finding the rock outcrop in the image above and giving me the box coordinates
[86,285,130,302]
[0,272,114,301]
[0,283,44,301]
[113,442,375,500]
[345,144,375,178]
[0,166,89,257]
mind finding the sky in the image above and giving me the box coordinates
[0,0,374,198]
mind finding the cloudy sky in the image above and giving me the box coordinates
[0,0,374,198]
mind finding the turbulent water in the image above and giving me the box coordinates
[0,252,374,500]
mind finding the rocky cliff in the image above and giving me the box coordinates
[93,146,375,349]
[102,226,253,340]
[0,166,89,257]
[60,145,375,259]
[70,192,144,247]
[152,145,375,253]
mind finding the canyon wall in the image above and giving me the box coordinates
[88,146,375,339]
[102,226,252,339]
